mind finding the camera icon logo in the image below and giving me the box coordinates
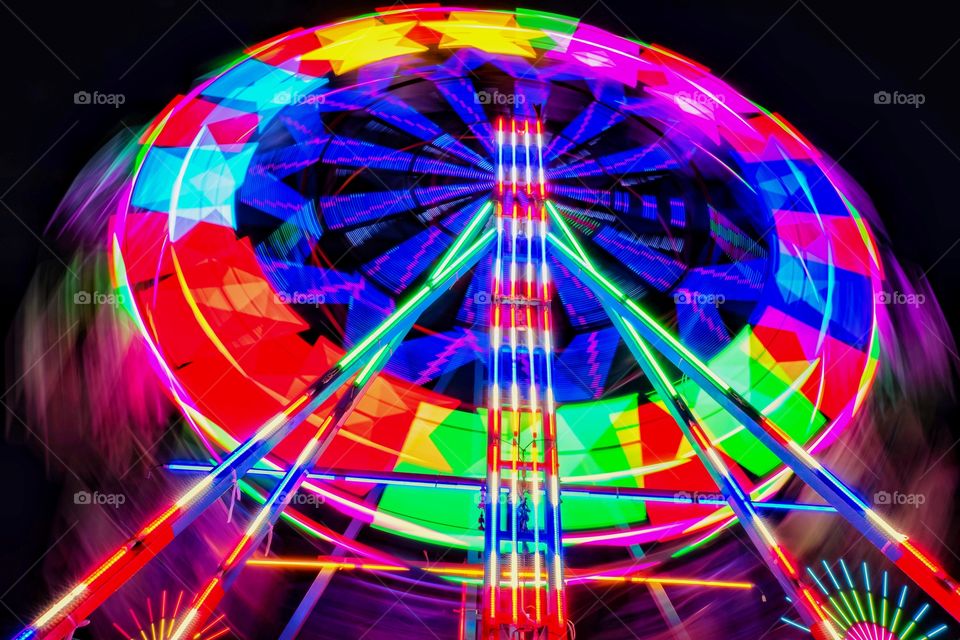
[74,91,91,105]
[874,490,891,505]
[873,91,891,105]
[74,491,91,504]
[74,291,92,304]
[474,291,491,305]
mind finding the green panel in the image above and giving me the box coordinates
[375,485,480,549]
[556,395,647,525]
[557,394,639,482]
[374,406,486,547]
[431,408,487,476]
[515,8,579,51]
[680,330,827,476]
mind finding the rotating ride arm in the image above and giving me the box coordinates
[604,306,838,636]
[169,341,397,640]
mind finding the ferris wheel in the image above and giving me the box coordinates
[14,7,960,640]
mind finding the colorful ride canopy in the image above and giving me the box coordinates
[112,6,883,552]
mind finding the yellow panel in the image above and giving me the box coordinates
[304,20,428,74]
[423,12,540,58]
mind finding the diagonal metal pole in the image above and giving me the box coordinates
[545,201,960,625]
[277,489,380,640]
[170,345,398,640]
[18,204,495,640]
[603,307,836,634]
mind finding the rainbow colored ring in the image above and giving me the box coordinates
[111,6,883,557]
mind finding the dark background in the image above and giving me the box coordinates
[2,0,959,634]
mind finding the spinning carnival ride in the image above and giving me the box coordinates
[14,6,960,640]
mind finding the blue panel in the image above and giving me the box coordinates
[239,170,310,220]
[319,190,417,229]
[413,182,493,207]
[322,136,415,172]
[363,226,450,295]
[203,58,328,125]
[251,139,328,179]
[747,157,848,215]
[435,77,495,157]
[264,263,364,308]
[593,227,686,291]
[344,282,396,350]
[676,296,730,360]
[549,255,608,329]
[773,255,873,345]
[132,147,188,212]
[553,328,620,402]
[387,328,485,383]
[678,261,767,301]
[544,102,623,160]
[456,254,493,326]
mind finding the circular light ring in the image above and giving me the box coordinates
[790,559,951,640]
[112,6,883,551]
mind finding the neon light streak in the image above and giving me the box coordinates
[246,559,407,571]
[172,370,384,640]
[482,118,564,636]
[431,201,493,280]
[581,575,753,590]
[536,119,545,198]
[247,559,756,591]
[344,205,494,368]
[609,313,833,631]
[510,119,517,194]
[792,560,954,640]
[497,117,504,195]
[164,461,834,513]
[525,199,543,621]
[535,170,565,631]
[483,190,506,626]
[524,120,532,193]
[509,198,520,626]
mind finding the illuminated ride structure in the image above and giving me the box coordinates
[782,559,950,640]
[13,6,960,640]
